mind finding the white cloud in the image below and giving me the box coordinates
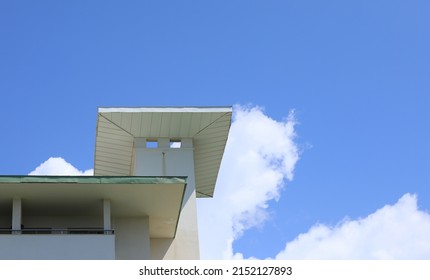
[275,193,430,259]
[197,105,300,259]
[29,157,93,176]
[197,105,430,260]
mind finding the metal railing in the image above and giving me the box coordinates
[0,228,114,235]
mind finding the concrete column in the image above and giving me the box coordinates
[103,199,111,232]
[12,198,22,234]
[133,136,199,259]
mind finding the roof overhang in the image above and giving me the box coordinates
[0,176,186,238]
[94,106,232,198]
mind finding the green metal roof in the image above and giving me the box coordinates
[0,175,187,185]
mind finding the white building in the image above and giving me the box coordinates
[0,107,232,259]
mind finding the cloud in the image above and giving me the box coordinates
[275,193,430,259]
[197,106,430,260]
[29,157,93,176]
[197,105,300,259]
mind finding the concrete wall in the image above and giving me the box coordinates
[0,234,115,260]
[113,217,150,260]
[150,238,174,259]
[134,138,200,259]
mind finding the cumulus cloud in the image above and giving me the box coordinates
[275,193,430,259]
[29,157,93,176]
[197,106,430,260]
[197,105,300,259]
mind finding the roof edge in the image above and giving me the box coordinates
[98,106,232,113]
[0,176,187,185]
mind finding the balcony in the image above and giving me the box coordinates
[0,228,115,260]
[0,228,114,235]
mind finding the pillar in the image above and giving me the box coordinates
[103,199,111,233]
[12,198,21,234]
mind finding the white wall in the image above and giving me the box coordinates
[134,138,200,259]
[150,238,174,259]
[113,217,150,260]
[0,234,115,260]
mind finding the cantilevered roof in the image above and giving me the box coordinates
[94,107,232,198]
[0,176,186,238]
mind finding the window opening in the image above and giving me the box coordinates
[170,140,181,148]
[146,140,158,148]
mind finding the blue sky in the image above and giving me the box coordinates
[1,1,430,259]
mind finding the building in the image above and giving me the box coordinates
[0,107,232,259]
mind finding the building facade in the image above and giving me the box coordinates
[0,107,232,259]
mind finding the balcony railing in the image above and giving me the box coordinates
[0,228,114,235]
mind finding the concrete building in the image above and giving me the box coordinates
[0,107,232,259]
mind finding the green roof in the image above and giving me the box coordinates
[0,175,187,185]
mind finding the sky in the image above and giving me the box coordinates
[1,1,430,259]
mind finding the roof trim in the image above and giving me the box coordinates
[0,175,187,185]
[98,107,232,113]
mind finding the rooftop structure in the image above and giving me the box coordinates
[95,107,232,197]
